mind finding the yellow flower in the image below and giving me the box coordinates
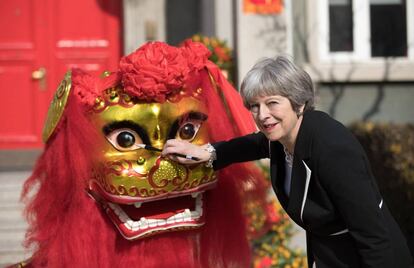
[390,143,402,154]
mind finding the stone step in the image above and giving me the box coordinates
[0,186,21,206]
[0,249,32,268]
[0,207,27,231]
[0,171,31,185]
[0,150,41,171]
[0,229,27,251]
[0,221,31,267]
[0,170,35,267]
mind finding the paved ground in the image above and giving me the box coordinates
[0,170,32,268]
[0,170,306,267]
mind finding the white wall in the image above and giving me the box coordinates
[123,0,166,54]
[214,0,234,48]
[317,84,414,124]
[236,0,292,86]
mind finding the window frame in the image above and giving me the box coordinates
[304,0,414,82]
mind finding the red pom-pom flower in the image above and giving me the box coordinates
[119,41,211,103]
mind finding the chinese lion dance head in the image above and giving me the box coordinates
[20,41,266,268]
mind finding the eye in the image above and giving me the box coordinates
[267,101,279,109]
[106,128,143,151]
[176,121,202,142]
[117,131,135,148]
[249,104,259,113]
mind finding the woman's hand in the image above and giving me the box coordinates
[162,139,211,165]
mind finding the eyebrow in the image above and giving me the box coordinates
[102,111,208,143]
[102,121,151,145]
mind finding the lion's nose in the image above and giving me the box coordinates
[147,158,189,189]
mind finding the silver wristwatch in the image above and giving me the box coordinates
[204,143,217,168]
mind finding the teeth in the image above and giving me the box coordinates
[148,219,158,228]
[184,209,192,221]
[174,214,184,222]
[126,219,134,227]
[140,217,148,229]
[114,193,205,232]
[157,219,166,226]
[166,217,175,224]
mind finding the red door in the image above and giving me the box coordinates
[0,0,122,149]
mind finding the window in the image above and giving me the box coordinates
[304,0,414,81]
[166,0,201,45]
[329,0,353,52]
[317,0,413,60]
[370,0,407,57]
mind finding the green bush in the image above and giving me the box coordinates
[349,122,414,256]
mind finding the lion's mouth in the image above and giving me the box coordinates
[88,186,206,240]
[109,192,204,239]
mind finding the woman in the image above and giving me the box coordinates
[162,56,413,267]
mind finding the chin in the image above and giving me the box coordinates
[263,132,282,142]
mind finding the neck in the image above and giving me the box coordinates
[280,115,303,155]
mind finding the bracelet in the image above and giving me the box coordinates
[204,143,217,168]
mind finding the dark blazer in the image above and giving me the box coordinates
[213,110,413,268]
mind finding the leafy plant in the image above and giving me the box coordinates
[350,121,414,256]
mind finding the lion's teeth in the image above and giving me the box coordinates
[140,217,148,228]
[184,209,192,221]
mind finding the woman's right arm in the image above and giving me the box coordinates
[212,131,269,170]
[162,132,269,169]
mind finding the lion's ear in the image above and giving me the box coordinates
[42,71,72,143]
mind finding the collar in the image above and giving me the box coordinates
[293,110,314,161]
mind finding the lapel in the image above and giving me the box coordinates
[287,158,312,225]
[269,142,289,209]
[286,112,314,225]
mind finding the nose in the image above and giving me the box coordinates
[257,104,271,121]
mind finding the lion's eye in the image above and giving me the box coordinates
[176,121,201,142]
[116,131,135,148]
[106,128,143,151]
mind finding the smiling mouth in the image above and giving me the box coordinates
[263,122,278,131]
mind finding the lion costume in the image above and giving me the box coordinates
[15,41,267,268]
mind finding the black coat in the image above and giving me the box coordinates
[213,110,413,268]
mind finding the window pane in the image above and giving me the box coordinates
[370,0,407,57]
[329,0,354,52]
[166,0,201,45]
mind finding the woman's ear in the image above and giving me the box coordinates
[297,103,306,118]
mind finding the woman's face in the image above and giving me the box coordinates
[249,94,303,145]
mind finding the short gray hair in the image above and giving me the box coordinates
[240,55,315,114]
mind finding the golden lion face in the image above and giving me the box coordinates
[88,87,217,240]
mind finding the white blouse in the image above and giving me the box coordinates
[283,147,293,196]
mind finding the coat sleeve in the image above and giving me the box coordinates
[317,131,393,268]
[212,132,269,170]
